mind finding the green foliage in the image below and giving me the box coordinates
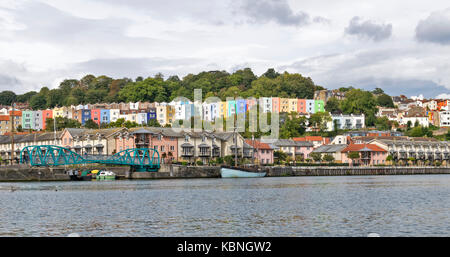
[0,91,16,105]
[224,155,235,166]
[147,119,161,127]
[309,152,322,162]
[325,97,341,113]
[386,155,393,161]
[323,154,335,163]
[196,160,204,166]
[372,87,384,95]
[375,116,392,131]
[347,151,360,159]
[280,112,307,139]
[406,126,433,137]
[340,89,378,126]
[45,117,81,132]
[377,93,394,107]
[308,112,332,132]
[84,119,99,129]
[273,150,288,164]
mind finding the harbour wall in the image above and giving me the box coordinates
[2,165,450,182]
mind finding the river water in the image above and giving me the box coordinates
[0,175,449,237]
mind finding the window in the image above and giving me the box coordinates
[161,146,164,152]
[170,146,175,151]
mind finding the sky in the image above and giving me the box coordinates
[1,0,450,98]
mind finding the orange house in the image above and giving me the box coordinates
[91,109,101,125]
[42,110,53,130]
[438,100,448,111]
[297,99,307,113]
[272,97,280,113]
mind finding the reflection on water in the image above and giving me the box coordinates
[1,175,450,236]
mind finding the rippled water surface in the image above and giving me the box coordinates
[1,175,450,237]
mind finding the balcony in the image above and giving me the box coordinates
[198,150,212,157]
[181,149,194,157]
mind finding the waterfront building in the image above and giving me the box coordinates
[341,143,388,165]
[370,138,449,165]
[61,127,123,155]
[244,139,274,164]
[293,136,328,148]
[261,139,314,160]
[311,144,348,163]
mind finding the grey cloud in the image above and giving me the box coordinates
[73,57,206,79]
[239,0,311,26]
[0,74,20,91]
[345,16,392,41]
[351,77,450,98]
[1,2,165,46]
[416,9,450,44]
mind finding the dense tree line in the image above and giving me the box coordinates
[0,68,320,110]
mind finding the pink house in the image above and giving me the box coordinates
[297,99,307,113]
[341,144,387,165]
[246,99,257,111]
[245,139,274,164]
[91,109,101,126]
[272,97,280,113]
[115,128,179,163]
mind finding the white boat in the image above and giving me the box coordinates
[220,167,266,178]
[96,170,116,180]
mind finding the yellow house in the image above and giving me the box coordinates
[288,99,298,113]
[156,104,175,126]
[218,101,227,119]
[53,106,71,119]
[280,98,289,113]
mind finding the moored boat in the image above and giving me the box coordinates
[96,170,116,181]
[220,166,266,178]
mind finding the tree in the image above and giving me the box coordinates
[309,112,332,132]
[372,87,384,95]
[45,117,81,131]
[262,68,280,79]
[325,97,341,113]
[147,119,161,127]
[16,91,37,103]
[274,150,288,164]
[29,94,47,110]
[280,113,307,139]
[84,119,99,129]
[377,93,394,107]
[375,116,392,131]
[310,152,322,163]
[0,91,16,105]
[340,89,378,126]
[347,151,360,166]
[323,154,335,163]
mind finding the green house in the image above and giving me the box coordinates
[314,100,325,113]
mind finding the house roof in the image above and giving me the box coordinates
[244,139,272,150]
[293,136,323,142]
[341,144,387,152]
[312,144,347,153]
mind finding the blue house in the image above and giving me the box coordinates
[147,108,157,120]
[81,109,92,125]
[100,109,110,124]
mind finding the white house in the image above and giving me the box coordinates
[440,111,450,127]
[327,114,365,131]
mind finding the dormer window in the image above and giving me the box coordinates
[202,135,206,142]
[185,135,189,142]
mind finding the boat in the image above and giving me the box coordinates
[80,170,93,181]
[96,170,116,181]
[67,169,82,181]
[220,165,266,178]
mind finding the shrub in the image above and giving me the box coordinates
[196,160,204,166]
